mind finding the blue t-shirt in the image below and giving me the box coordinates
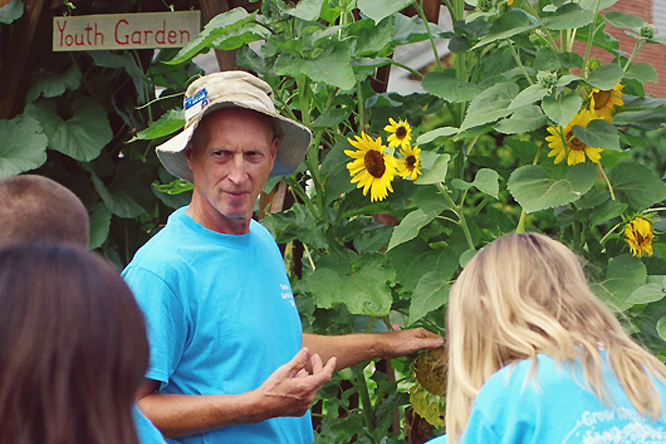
[123,208,312,444]
[432,353,666,444]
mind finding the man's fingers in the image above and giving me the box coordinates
[310,353,323,374]
[279,348,310,377]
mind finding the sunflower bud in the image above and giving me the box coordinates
[640,24,656,39]
[478,0,494,12]
[537,71,558,90]
[624,217,654,257]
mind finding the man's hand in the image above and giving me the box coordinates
[378,327,444,359]
[251,348,336,419]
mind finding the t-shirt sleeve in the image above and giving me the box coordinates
[123,266,188,387]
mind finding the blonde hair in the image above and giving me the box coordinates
[445,232,666,443]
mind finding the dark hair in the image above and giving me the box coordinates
[0,175,89,247]
[0,241,149,444]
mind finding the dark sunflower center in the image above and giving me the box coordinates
[566,132,586,151]
[593,90,612,109]
[406,155,417,168]
[396,126,407,139]
[364,150,386,178]
[635,230,646,245]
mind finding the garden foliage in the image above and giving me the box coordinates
[2,0,666,442]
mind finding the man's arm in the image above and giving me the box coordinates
[136,348,335,439]
[302,328,443,371]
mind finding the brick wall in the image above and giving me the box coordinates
[572,0,666,97]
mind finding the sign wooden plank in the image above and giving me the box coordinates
[53,11,200,51]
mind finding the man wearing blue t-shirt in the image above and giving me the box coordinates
[123,71,443,444]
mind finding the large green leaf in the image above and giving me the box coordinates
[274,41,355,90]
[544,3,594,30]
[0,0,23,24]
[508,84,549,110]
[542,92,583,127]
[0,115,48,178]
[472,9,536,49]
[26,63,81,102]
[166,8,257,64]
[285,0,325,21]
[415,152,450,184]
[413,186,453,216]
[571,120,620,150]
[134,110,185,141]
[417,127,459,144]
[460,83,519,131]
[358,0,413,25]
[610,161,666,211]
[591,255,646,312]
[626,283,666,305]
[387,242,458,290]
[657,316,666,342]
[422,72,481,103]
[88,51,146,101]
[90,173,145,219]
[387,209,436,251]
[586,63,624,90]
[308,261,393,316]
[408,271,450,325]
[604,11,644,29]
[88,203,112,250]
[624,63,658,84]
[508,163,596,213]
[25,99,112,162]
[451,168,500,199]
[495,105,548,134]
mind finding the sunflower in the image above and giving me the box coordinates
[397,145,422,181]
[624,217,654,257]
[384,118,412,150]
[589,82,624,120]
[508,0,513,4]
[345,132,398,202]
[545,109,603,166]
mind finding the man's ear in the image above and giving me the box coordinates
[270,137,279,162]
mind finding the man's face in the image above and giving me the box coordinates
[185,108,278,234]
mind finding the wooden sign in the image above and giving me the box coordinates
[53,11,200,51]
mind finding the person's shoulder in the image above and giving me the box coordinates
[425,435,447,444]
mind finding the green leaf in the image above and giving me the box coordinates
[587,63,624,90]
[134,110,185,141]
[25,99,112,162]
[579,0,620,11]
[626,283,666,305]
[610,161,666,211]
[90,173,145,219]
[387,209,436,251]
[408,271,450,325]
[152,179,194,196]
[571,120,620,150]
[508,163,596,213]
[358,0,412,25]
[495,105,548,134]
[422,72,481,103]
[274,41,355,90]
[472,9,537,49]
[413,186,453,216]
[88,203,111,250]
[308,261,393,316]
[392,13,432,44]
[657,316,666,342]
[624,63,658,83]
[460,82,519,131]
[0,0,23,24]
[604,11,644,29]
[591,255,646,312]
[285,0,325,21]
[544,3,594,30]
[541,92,583,127]
[557,73,582,86]
[26,64,81,102]
[0,115,47,178]
[452,168,500,199]
[166,8,256,64]
[416,127,459,144]
[415,152,450,185]
[589,199,627,226]
[87,51,146,101]
[509,84,549,110]
[613,108,666,129]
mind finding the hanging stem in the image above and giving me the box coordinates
[597,162,616,200]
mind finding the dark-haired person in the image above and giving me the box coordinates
[0,241,150,444]
[429,232,666,444]
[0,174,164,443]
[124,70,444,443]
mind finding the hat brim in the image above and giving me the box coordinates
[155,101,312,183]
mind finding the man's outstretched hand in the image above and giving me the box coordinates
[252,348,336,419]
[378,327,444,359]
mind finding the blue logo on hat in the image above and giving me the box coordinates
[185,88,208,110]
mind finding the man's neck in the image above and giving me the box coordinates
[186,199,250,235]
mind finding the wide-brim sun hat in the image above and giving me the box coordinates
[155,71,312,182]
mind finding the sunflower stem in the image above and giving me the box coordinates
[414,0,442,72]
[582,0,602,77]
[517,210,528,233]
[357,82,366,131]
[436,183,474,249]
[597,162,615,200]
[355,368,377,435]
[284,176,319,218]
[600,220,624,244]
[623,39,644,72]
[509,42,533,85]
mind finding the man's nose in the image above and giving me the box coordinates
[227,155,249,184]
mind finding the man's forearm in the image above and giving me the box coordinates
[138,391,268,438]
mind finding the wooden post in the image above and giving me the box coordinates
[198,0,240,71]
